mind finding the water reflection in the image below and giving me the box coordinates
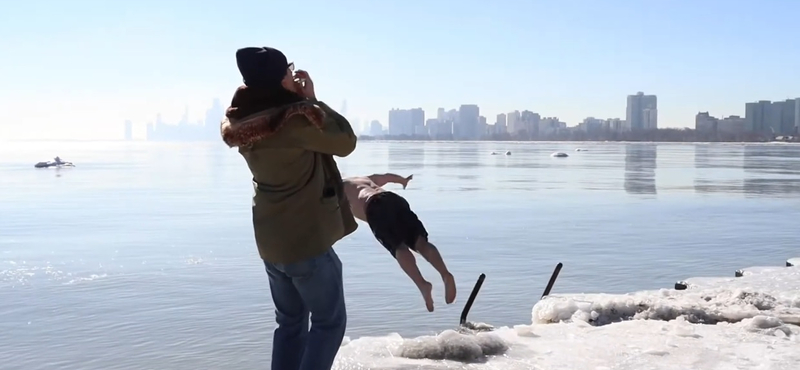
[420,143,482,185]
[353,142,800,198]
[209,143,229,187]
[693,144,744,194]
[693,144,712,170]
[743,145,800,197]
[624,144,657,195]
[424,142,482,170]
[387,142,423,172]
[452,143,481,180]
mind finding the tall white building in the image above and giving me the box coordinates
[437,108,446,120]
[539,117,566,136]
[579,117,605,133]
[795,98,800,133]
[388,109,410,136]
[456,104,480,140]
[604,118,625,131]
[495,113,507,134]
[626,92,658,131]
[746,99,797,135]
[643,108,658,129]
[507,110,521,134]
[410,108,425,136]
[520,110,541,136]
[388,108,424,136]
[695,112,717,132]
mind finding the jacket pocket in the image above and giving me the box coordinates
[317,192,345,244]
[321,193,339,208]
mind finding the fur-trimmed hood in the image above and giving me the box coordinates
[220,101,326,148]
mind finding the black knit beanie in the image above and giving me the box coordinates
[235,47,290,88]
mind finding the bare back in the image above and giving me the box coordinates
[342,177,385,222]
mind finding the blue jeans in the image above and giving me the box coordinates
[265,248,347,370]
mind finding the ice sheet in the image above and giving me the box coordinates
[333,265,800,369]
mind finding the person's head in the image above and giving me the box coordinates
[229,47,306,117]
[235,46,302,96]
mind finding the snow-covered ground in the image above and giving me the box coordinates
[334,263,800,369]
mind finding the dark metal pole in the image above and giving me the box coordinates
[459,273,486,326]
[541,263,563,299]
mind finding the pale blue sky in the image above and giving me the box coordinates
[1,0,798,140]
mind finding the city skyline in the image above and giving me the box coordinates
[2,2,799,141]
[380,93,798,141]
[116,92,798,142]
[112,89,800,142]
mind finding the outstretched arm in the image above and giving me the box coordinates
[368,173,413,189]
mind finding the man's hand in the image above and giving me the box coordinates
[294,70,316,100]
[402,174,413,189]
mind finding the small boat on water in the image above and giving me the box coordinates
[34,157,75,168]
[35,161,75,168]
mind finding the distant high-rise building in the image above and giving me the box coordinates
[746,99,796,135]
[410,108,425,136]
[780,99,796,134]
[745,100,770,133]
[446,109,458,122]
[456,105,480,140]
[795,98,800,133]
[388,109,410,136]
[204,98,224,138]
[718,116,747,135]
[643,108,657,129]
[506,110,521,134]
[145,98,226,142]
[766,101,784,134]
[369,120,383,136]
[520,110,541,137]
[425,119,438,137]
[539,117,565,136]
[695,112,718,132]
[437,108,446,120]
[625,92,658,131]
[124,120,133,140]
[606,118,625,131]
[579,117,605,133]
[427,118,452,139]
[388,108,424,136]
[495,113,507,134]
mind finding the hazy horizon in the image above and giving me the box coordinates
[2,0,799,141]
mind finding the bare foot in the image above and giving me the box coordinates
[419,281,434,312]
[443,273,456,304]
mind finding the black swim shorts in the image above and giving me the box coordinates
[364,191,428,257]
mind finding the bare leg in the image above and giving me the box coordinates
[414,237,456,304]
[395,245,434,312]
